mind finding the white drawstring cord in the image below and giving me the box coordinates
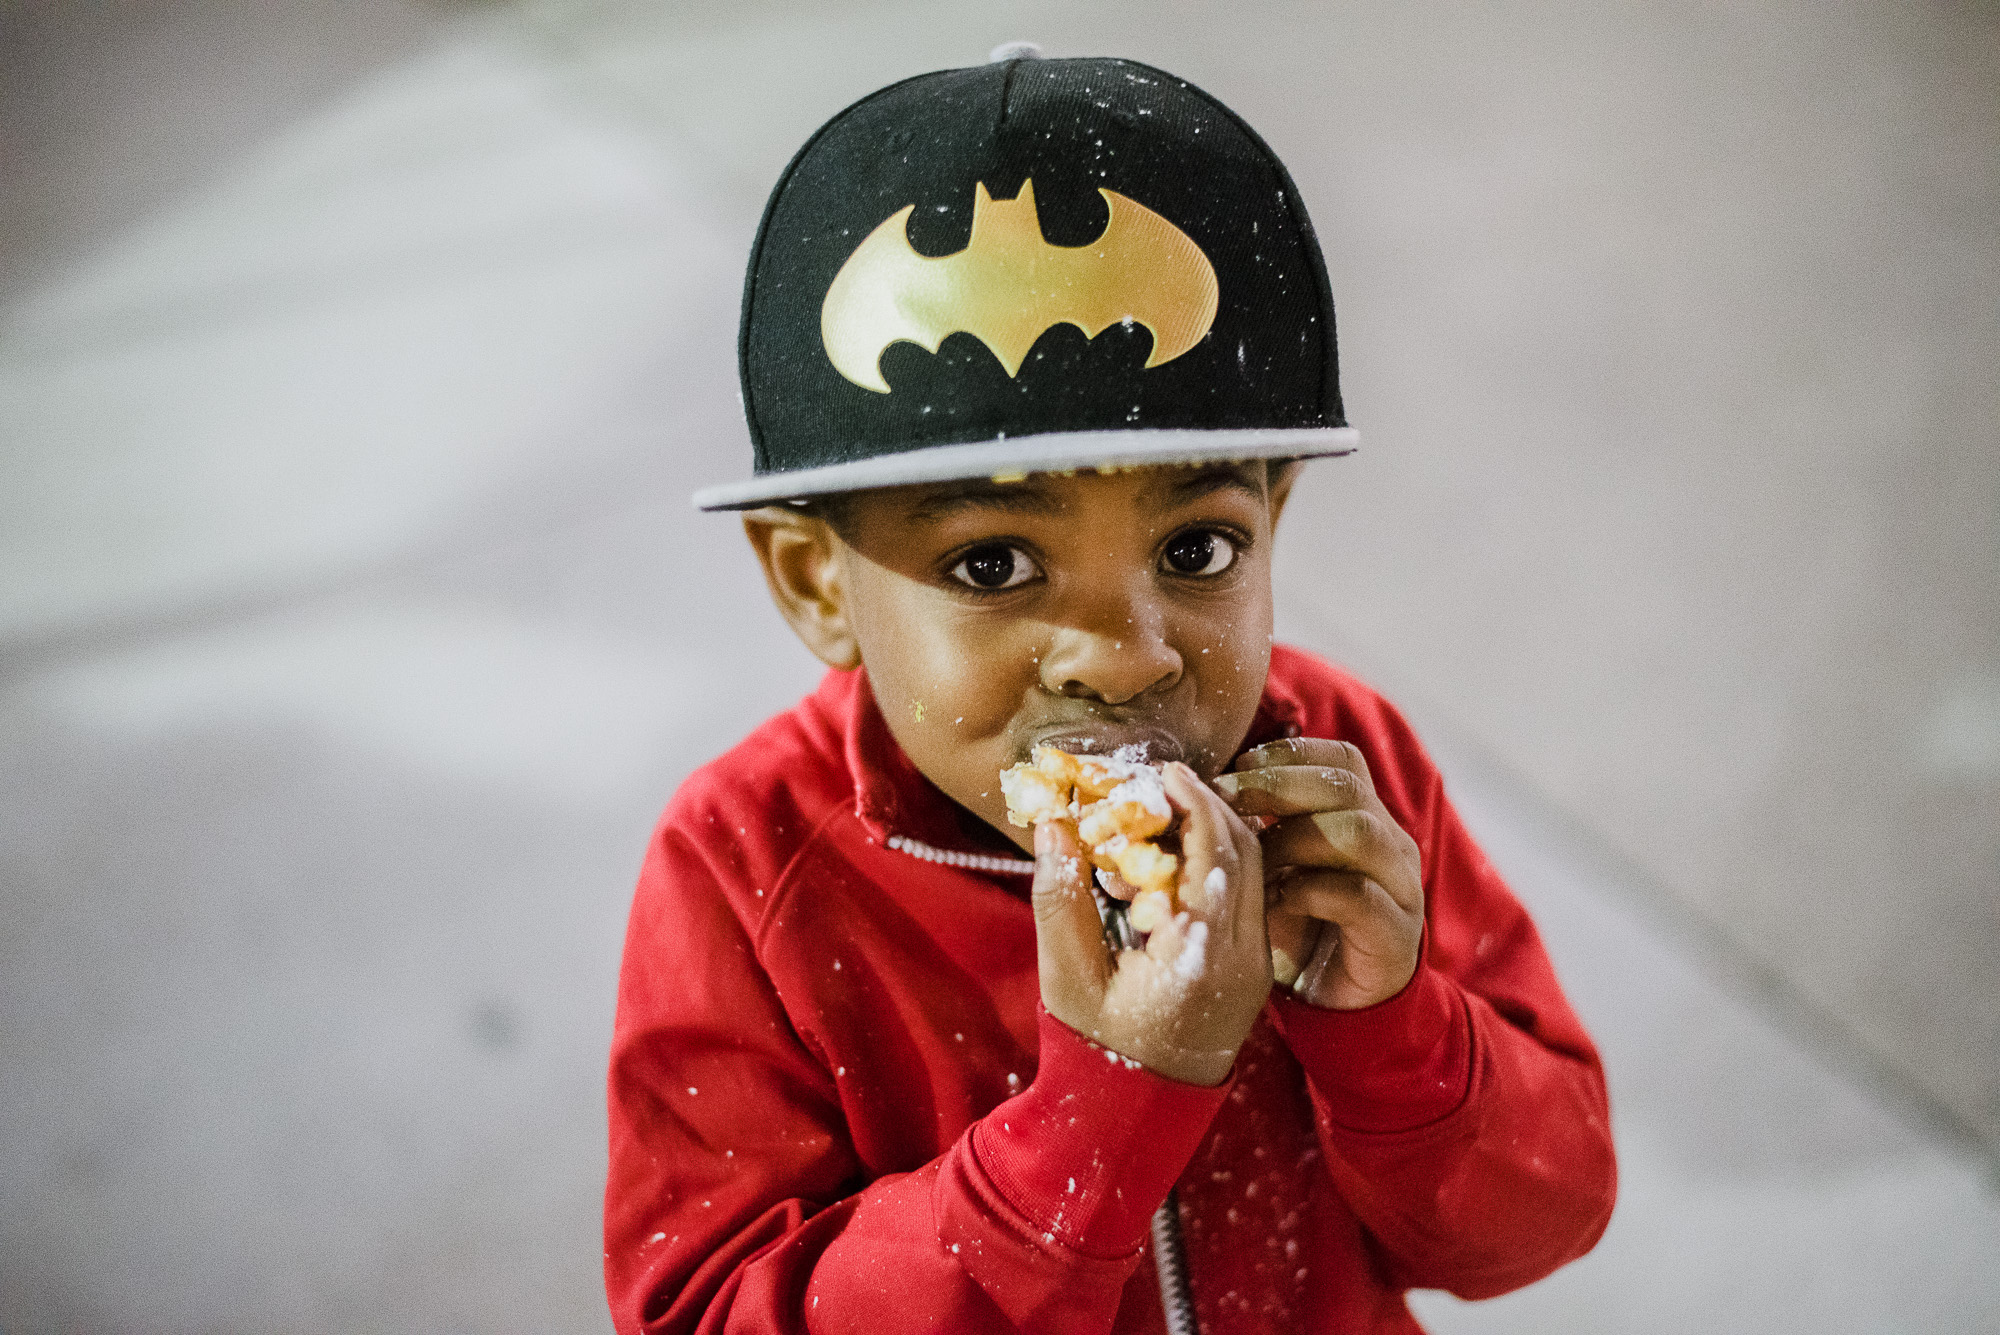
[885,834,1035,875]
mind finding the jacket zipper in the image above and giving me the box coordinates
[885,832,1204,1335]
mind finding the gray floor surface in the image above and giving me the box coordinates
[3,2,1995,1331]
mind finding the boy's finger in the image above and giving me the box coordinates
[1162,763,1263,949]
[1213,764,1369,817]
[1097,869,1138,903]
[1273,868,1398,928]
[1262,810,1422,913]
[1032,822,1111,999]
[1143,901,1188,964]
[1278,870,1422,1008]
[1231,737,1373,789]
[1267,908,1322,987]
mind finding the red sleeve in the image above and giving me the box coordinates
[604,819,1229,1334]
[1267,678,1617,1298]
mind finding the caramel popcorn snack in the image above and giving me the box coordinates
[1000,745,1182,931]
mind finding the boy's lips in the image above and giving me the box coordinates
[1027,724,1186,766]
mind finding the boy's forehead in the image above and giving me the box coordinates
[865,462,1270,524]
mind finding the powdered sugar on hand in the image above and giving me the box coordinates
[1173,920,1209,981]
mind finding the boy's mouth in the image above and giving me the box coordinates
[1025,724,1186,767]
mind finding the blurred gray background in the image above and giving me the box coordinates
[2,1,1996,1330]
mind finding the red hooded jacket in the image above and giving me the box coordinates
[605,647,1615,1333]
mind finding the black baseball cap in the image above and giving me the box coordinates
[694,48,1355,510]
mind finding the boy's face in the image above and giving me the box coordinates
[748,463,1294,853]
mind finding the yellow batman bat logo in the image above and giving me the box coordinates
[820,179,1219,394]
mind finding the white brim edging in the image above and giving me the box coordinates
[691,425,1357,510]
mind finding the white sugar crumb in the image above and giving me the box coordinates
[1204,865,1228,903]
[649,1232,666,1243]
[1106,773,1171,819]
[1067,1177,1076,1193]
[687,1086,698,1096]
[1174,921,1209,980]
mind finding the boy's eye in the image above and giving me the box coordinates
[1161,529,1236,577]
[950,543,1040,590]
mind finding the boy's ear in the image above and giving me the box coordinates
[1268,460,1304,529]
[741,507,861,671]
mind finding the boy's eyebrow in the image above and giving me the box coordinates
[903,480,1065,522]
[1149,462,1270,507]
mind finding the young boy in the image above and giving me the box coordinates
[605,51,1615,1334]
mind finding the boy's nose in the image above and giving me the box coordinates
[1039,589,1183,706]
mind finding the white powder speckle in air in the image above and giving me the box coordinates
[687,1086,698,1096]
[1067,1177,1076,1194]
[649,1232,665,1243]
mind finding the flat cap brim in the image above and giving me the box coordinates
[692,424,1356,510]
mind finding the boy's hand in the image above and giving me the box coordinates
[1214,739,1424,1011]
[1031,763,1271,1087]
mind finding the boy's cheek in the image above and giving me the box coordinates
[880,626,1042,738]
[857,621,1045,820]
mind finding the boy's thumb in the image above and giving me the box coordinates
[1031,822,1110,998]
